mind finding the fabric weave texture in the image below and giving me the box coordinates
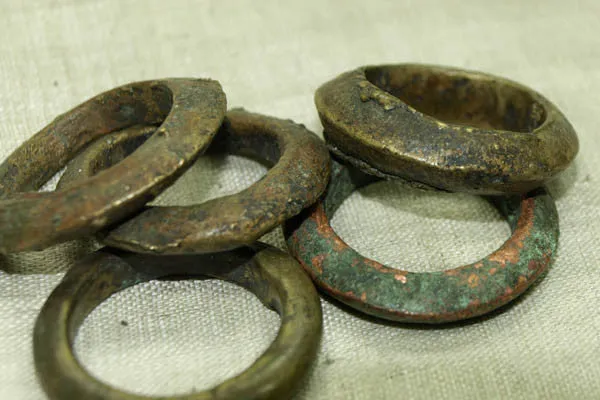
[0,1,598,399]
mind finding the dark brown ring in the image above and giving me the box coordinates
[315,64,579,194]
[34,244,323,400]
[0,79,226,254]
[284,160,559,323]
[59,109,331,254]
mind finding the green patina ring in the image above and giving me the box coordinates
[58,109,331,254]
[0,79,226,254]
[34,244,322,400]
[284,160,559,323]
[315,64,579,194]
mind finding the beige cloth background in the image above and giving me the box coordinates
[1,0,599,398]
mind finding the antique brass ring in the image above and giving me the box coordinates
[0,79,226,253]
[59,109,331,255]
[315,64,578,194]
[34,245,323,400]
[284,160,559,323]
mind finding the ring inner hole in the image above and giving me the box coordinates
[330,181,510,272]
[75,127,269,207]
[74,279,279,396]
[364,66,546,132]
[154,152,268,207]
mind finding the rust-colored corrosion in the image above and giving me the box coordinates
[0,79,226,254]
[34,244,322,400]
[284,160,559,323]
[59,109,331,254]
[315,64,579,194]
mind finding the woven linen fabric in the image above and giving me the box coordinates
[1,0,599,398]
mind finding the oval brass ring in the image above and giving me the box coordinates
[0,79,226,254]
[315,64,579,194]
[34,245,323,400]
[59,109,331,255]
[284,160,559,323]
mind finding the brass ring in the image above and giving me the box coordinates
[284,160,559,323]
[315,64,578,194]
[34,245,323,400]
[0,79,226,254]
[59,109,331,254]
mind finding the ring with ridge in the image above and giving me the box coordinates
[284,160,559,323]
[0,78,226,254]
[315,64,578,194]
[58,109,331,255]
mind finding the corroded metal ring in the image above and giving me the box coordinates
[59,109,331,254]
[315,64,579,194]
[0,79,226,254]
[34,245,322,400]
[284,160,559,323]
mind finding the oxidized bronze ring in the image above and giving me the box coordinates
[284,160,559,323]
[0,79,226,253]
[315,64,579,194]
[59,109,331,254]
[34,244,322,400]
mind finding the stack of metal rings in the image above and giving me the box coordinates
[0,64,578,399]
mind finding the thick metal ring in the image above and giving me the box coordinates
[0,79,226,254]
[34,244,322,400]
[315,64,579,194]
[59,109,331,254]
[284,160,559,323]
